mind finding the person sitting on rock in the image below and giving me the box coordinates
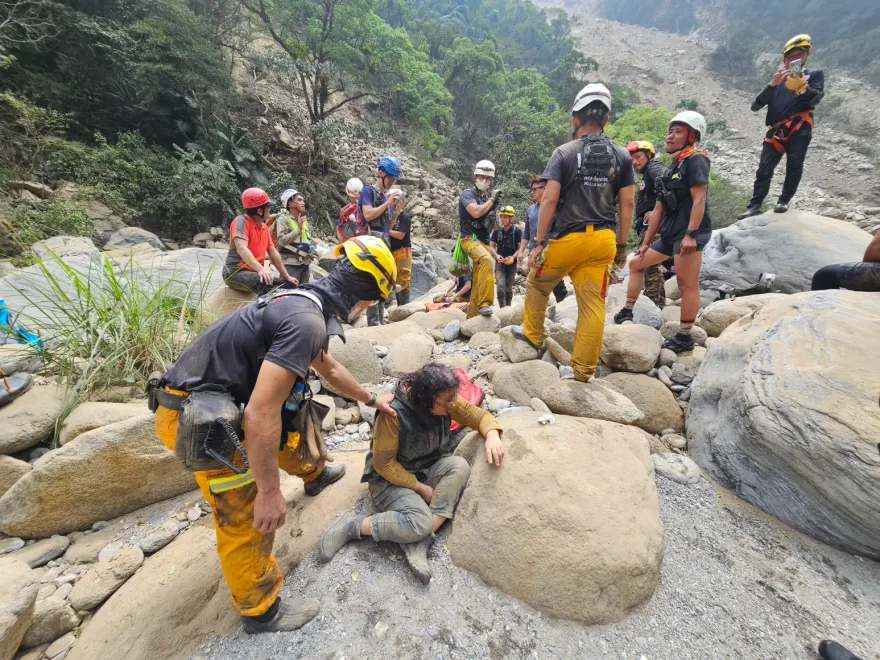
[223,188,300,296]
[811,229,880,292]
[521,176,568,303]
[317,363,504,583]
[512,84,634,381]
[434,274,472,304]
[338,178,366,243]
[614,112,712,353]
[152,235,398,634]
[490,206,522,308]
[387,188,413,307]
[272,188,318,286]
[458,159,502,318]
[626,140,669,309]
[738,34,824,218]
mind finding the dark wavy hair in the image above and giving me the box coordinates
[397,363,459,416]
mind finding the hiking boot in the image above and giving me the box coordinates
[304,463,346,497]
[317,511,363,562]
[818,640,863,660]
[773,200,790,213]
[242,597,320,634]
[663,333,695,353]
[0,372,34,408]
[613,307,634,324]
[510,325,543,350]
[478,306,494,317]
[396,288,411,306]
[737,206,762,220]
[400,533,435,584]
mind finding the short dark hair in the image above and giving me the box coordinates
[573,100,609,128]
[398,363,459,415]
[530,175,546,187]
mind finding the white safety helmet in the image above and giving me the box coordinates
[473,160,496,178]
[279,188,300,206]
[669,111,707,141]
[387,187,406,199]
[572,83,612,113]
[345,177,364,194]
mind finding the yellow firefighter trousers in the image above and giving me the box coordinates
[392,247,412,291]
[459,236,495,318]
[154,388,324,617]
[523,227,616,381]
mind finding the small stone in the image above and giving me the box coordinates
[669,384,686,392]
[358,422,371,436]
[40,566,64,582]
[497,406,532,417]
[670,363,695,385]
[97,542,122,563]
[657,366,674,387]
[487,398,511,413]
[175,511,188,522]
[91,521,110,532]
[651,453,701,485]
[559,366,574,380]
[53,574,78,586]
[9,535,70,568]
[374,345,389,358]
[138,519,181,554]
[344,424,359,435]
[374,622,389,638]
[333,397,347,410]
[68,546,144,611]
[38,583,57,600]
[658,348,677,368]
[186,506,202,522]
[0,537,25,555]
[663,433,687,450]
[660,429,676,437]
[54,583,73,600]
[678,387,692,402]
[45,632,76,658]
[442,320,462,342]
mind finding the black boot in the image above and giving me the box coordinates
[396,288,411,306]
[738,206,763,220]
[242,597,320,634]
[774,200,790,213]
[318,511,364,562]
[818,640,863,660]
[664,333,695,353]
[303,463,346,497]
[614,307,634,324]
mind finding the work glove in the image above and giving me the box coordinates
[489,189,502,209]
[784,73,808,95]
[613,243,628,271]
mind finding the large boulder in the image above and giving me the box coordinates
[348,320,430,344]
[460,314,500,337]
[450,413,663,624]
[382,334,435,377]
[498,327,539,363]
[542,380,644,425]
[0,385,65,455]
[20,597,78,649]
[600,324,663,372]
[29,236,99,261]
[409,248,440,296]
[0,345,41,375]
[602,372,684,434]
[67,450,369,660]
[409,308,466,331]
[0,558,37,660]
[490,361,560,406]
[0,414,196,538]
[0,456,31,499]
[103,227,165,251]
[696,293,788,337]
[58,401,147,445]
[197,286,255,325]
[688,291,880,558]
[68,546,145,611]
[319,335,383,394]
[700,212,872,294]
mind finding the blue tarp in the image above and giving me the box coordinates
[0,299,43,349]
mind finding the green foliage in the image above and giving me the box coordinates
[0,91,68,179]
[605,106,674,152]
[4,199,95,258]
[12,250,212,429]
[676,99,700,111]
[708,172,751,230]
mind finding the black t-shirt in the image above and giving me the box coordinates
[659,153,712,241]
[164,296,327,404]
[490,225,522,258]
[389,212,412,251]
[754,69,824,126]
[635,160,669,221]
[542,136,635,238]
[458,188,494,243]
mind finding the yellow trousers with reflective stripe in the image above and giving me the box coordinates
[523,227,616,381]
[392,247,412,290]
[459,236,495,318]
[154,389,324,617]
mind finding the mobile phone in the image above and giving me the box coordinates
[789,59,803,75]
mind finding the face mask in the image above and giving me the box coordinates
[475,178,490,192]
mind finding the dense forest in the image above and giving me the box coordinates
[601,0,880,87]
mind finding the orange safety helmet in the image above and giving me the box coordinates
[241,187,270,209]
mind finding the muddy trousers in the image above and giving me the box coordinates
[284,264,310,285]
[644,265,666,309]
[154,397,324,617]
[367,456,471,544]
[459,237,495,318]
[223,266,296,297]
[495,262,517,307]
[811,262,880,292]
[749,125,812,207]
[523,227,616,381]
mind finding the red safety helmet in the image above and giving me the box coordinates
[241,187,270,209]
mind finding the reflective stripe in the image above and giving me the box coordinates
[208,469,254,494]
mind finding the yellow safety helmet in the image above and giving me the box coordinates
[783,34,812,55]
[625,140,655,157]
[499,205,515,216]
[333,235,398,298]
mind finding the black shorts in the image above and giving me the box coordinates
[651,232,711,257]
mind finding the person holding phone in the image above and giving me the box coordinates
[738,34,824,218]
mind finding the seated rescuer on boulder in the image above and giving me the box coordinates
[224,188,300,296]
[739,34,824,218]
[626,140,669,309]
[511,83,635,381]
[152,235,398,634]
[317,363,504,583]
[615,112,712,353]
[490,206,522,308]
[272,188,317,286]
[811,229,880,292]
[458,159,502,318]
[387,188,413,306]
[521,175,568,303]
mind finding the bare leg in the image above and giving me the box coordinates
[626,249,669,301]
[673,250,704,324]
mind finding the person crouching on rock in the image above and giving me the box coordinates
[614,112,712,353]
[152,235,398,634]
[317,363,504,583]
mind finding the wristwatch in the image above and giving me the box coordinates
[685,228,699,238]
[366,392,377,407]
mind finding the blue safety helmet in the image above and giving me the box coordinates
[377,156,400,178]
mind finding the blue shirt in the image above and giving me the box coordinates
[358,185,390,234]
[524,203,540,247]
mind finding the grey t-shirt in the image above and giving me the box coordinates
[541,136,634,238]
[458,188,494,243]
[164,296,326,404]
[524,203,539,248]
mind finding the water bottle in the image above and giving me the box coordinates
[283,381,306,415]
